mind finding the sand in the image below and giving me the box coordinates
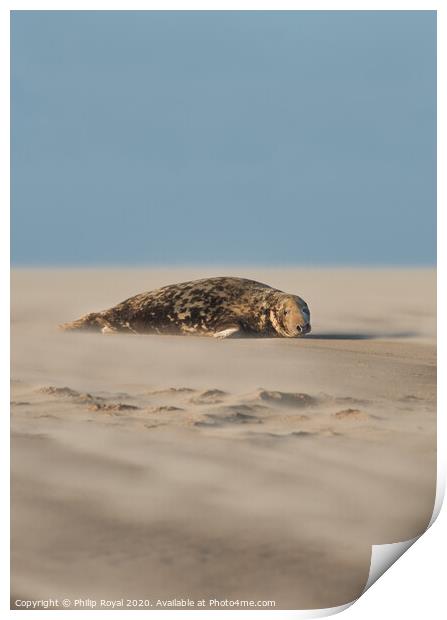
[10,268,436,610]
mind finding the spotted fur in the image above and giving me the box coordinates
[60,277,311,338]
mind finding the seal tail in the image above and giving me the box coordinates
[58,312,106,332]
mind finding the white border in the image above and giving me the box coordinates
[4,2,444,618]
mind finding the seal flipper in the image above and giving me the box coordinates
[59,312,110,332]
[213,326,241,339]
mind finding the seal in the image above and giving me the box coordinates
[59,277,311,339]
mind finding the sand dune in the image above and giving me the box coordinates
[11,268,436,610]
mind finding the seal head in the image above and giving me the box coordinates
[269,294,311,337]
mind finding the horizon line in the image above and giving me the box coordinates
[10,262,436,270]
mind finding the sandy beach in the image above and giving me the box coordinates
[10,268,436,610]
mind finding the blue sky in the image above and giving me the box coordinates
[11,11,436,266]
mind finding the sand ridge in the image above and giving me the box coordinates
[11,381,433,441]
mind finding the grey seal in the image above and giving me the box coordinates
[60,277,311,339]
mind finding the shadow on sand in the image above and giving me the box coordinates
[306,332,417,341]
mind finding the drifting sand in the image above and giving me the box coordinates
[11,268,436,610]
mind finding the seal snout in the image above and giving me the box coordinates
[297,323,311,335]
